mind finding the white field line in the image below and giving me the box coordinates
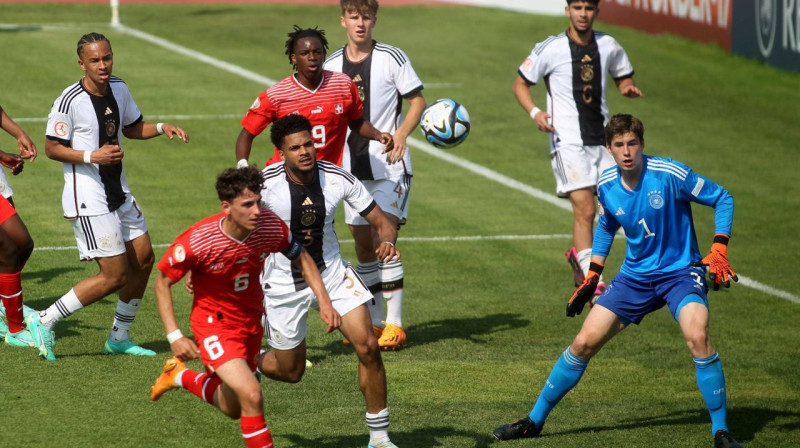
[48,24,789,306]
[16,113,241,123]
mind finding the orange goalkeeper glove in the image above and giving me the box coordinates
[692,234,738,291]
[566,262,603,317]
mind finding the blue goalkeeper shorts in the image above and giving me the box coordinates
[595,266,709,326]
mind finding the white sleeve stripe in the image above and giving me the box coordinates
[648,165,688,180]
[648,160,689,178]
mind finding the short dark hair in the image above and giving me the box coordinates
[340,0,379,16]
[216,166,264,202]
[77,32,111,57]
[567,0,599,5]
[285,25,328,68]
[605,114,644,146]
[270,114,313,149]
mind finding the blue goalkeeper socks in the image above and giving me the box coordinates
[529,346,589,428]
[694,352,728,435]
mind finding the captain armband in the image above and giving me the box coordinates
[282,238,303,260]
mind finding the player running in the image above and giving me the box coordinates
[150,166,338,448]
[257,114,401,448]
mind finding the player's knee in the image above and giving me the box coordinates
[570,334,598,359]
[283,365,306,383]
[684,330,711,354]
[353,340,382,367]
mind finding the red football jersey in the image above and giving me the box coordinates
[157,209,291,325]
[241,70,363,166]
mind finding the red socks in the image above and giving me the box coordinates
[241,414,273,448]
[0,272,24,333]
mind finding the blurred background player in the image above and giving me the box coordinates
[150,166,335,448]
[235,26,392,168]
[512,0,643,294]
[31,32,189,361]
[0,105,38,351]
[324,0,426,350]
[493,114,742,448]
[258,114,400,448]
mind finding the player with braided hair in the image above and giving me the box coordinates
[236,25,392,168]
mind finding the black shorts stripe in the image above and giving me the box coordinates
[79,216,98,251]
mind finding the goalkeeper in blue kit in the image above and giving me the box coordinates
[493,114,742,448]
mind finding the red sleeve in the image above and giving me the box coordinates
[240,90,275,136]
[156,231,194,283]
[347,78,364,121]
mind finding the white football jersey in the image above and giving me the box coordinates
[518,31,634,148]
[0,170,12,199]
[260,160,376,294]
[324,41,423,180]
[46,77,143,217]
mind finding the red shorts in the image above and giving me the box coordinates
[190,315,263,375]
[0,196,17,225]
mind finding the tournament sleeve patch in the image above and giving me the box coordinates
[691,178,705,197]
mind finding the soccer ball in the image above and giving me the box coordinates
[418,99,471,148]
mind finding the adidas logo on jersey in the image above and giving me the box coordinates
[302,197,313,206]
[615,207,625,216]
[104,107,113,116]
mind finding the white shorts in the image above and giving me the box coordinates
[71,196,148,261]
[345,175,411,226]
[264,262,371,350]
[550,144,615,197]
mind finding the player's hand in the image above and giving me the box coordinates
[384,131,408,164]
[170,337,201,361]
[17,134,37,162]
[620,85,644,98]
[376,241,400,263]
[0,150,24,175]
[162,123,189,143]
[567,262,603,317]
[93,144,124,165]
[532,109,555,133]
[318,301,342,333]
[692,235,738,291]
[376,132,393,154]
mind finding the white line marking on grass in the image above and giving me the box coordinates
[99,25,799,305]
[15,113,241,123]
[16,113,241,123]
[116,24,277,87]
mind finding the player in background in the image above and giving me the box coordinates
[512,0,643,295]
[150,166,338,448]
[31,32,189,361]
[0,105,38,351]
[324,0,426,350]
[493,114,742,448]
[258,114,400,448]
[235,26,393,168]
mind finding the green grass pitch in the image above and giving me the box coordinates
[0,3,798,447]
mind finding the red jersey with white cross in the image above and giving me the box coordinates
[241,70,363,166]
[157,209,291,326]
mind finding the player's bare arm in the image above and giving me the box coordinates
[364,205,400,263]
[615,77,644,98]
[45,138,123,165]
[512,75,554,133]
[385,93,425,164]
[351,117,394,154]
[235,128,256,163]
[154,271,201,361]
[292,248,342,333]
[123,121,189,142]
[1,107,37,162]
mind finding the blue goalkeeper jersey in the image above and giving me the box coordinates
[593,155,733,279]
